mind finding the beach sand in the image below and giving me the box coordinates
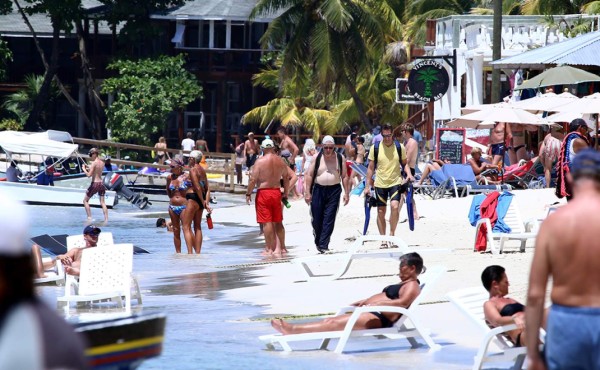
[217,188,563,367]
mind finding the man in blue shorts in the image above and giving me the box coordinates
[363,124,407,238]
[526,148,600,370]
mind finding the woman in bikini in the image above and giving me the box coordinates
[166,158,189,253]
[154,137,170,165]
[271,253,425,334]
[482,265,547,347]
[539,125,564,188]
[182,150,212,254]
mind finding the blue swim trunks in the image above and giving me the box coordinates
[490,143,505,156]
[545,304,600,370]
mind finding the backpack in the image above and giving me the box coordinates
[373,140,404,169]
[310,150,343,194]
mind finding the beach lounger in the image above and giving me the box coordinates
[259,266,445,353]
[33,257,65,285]
[57,244,134,310]
[472,197,537,254]
[447,287,545,370]
[293,235,410,281]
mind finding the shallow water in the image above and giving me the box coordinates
[31,199,434,370]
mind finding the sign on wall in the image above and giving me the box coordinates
[408,60,450,103]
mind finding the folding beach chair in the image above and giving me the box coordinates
[447,287,545,370]
[259,266,446,353]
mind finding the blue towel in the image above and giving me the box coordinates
[351,180,365,196]
[468,191,513,233]
[430,170,448,186]
[442,164,476,186]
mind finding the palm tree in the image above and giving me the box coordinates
[2,74,59,128]
[250,0,402,129]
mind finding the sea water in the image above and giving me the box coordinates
[31,199,412,370]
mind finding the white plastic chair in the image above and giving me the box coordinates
[33,257,65,285]
[259,266,446,353]
[447,287,545,370]
[57,244,133,310]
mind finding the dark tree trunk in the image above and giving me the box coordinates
[76,20,106,139]
[340,72,371,130]
[25,21,60,131]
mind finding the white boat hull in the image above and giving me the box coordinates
[0,181,117,208]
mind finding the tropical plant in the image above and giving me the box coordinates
[0,119,22,131]
[2,74,59,128]
[102,54,202,145]
[251,0,402,129]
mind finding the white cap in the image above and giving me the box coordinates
[322,135,335,145]
[261,139,275,149]
[190,150,203,161]
[0,191,29,257]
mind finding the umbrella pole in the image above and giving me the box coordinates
[501,123,506,185]
[596,114,599,150]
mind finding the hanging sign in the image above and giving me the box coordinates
[408,60,450,102]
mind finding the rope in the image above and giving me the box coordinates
[555,132,588,198]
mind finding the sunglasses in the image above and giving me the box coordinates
[86,232,100,237]
[382,134,392,138]
[323,146,335,150]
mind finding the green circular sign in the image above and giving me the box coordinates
[407,60,450,102]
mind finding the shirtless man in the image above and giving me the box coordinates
[489,122,512,166]
[83,148,108,222]
[526,149,600,370]
[402,123,419,220]
[277,127,299,170]
[33,225,101,277]
[243,132,260,173]
[246,139,290,256]
[195,136,210,155]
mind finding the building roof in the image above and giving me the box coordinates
[492,30,600,69]
[0,1,112,37]
[152,0,279,22]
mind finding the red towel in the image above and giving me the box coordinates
[476,191,500,252]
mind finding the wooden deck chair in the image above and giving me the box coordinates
[57,244,133,310]
[446,287,545,370]
[473,198,537,254]
[259,266,446,353]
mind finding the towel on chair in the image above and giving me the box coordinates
[469,191,513,251]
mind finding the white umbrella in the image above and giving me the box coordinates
[448,106,547,129]
[553,92,600,114]
[461,102,509,115]
[512,92,579,112]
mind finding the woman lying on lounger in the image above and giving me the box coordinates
[271,252,425,335]
[481,265,546,347]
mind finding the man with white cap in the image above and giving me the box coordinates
[243,132,260,174]
[304,135,349,253]
[0,191,87,369]
[246,138,290,255]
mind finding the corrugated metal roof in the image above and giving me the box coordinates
[492,31,600,68]
[154,0,279,22]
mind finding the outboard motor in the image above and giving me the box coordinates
[103,172,150,210]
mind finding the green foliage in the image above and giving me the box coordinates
[0,118,23,131]
[21,0,83,32]
[0,38,12,81]
[2,74,58,126]
[102,54,202,145]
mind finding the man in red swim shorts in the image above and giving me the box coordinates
[246,139,290,256]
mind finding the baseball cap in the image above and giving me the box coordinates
[88,147,99,156]
[261,139,274,149]
[0,191,29,257]
[190,150,203,161]
[83,225,101,236]
[322,135,335,145]
[569,118,589,132]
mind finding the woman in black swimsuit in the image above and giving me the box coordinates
[482,265,543,347]
[271,253,425,335]
[182,151,212,254]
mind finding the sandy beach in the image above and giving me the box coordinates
[216,187,563,367]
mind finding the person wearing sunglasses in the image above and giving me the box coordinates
[32,225,102,278]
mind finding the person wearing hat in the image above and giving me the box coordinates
[103,155,116,172]
[243,132,260,174]
[304,135,350,253]
[246,138,290,256]
[83,147,108,222]
[527,149,600,370]
[555,118,590,201]
[32,225,102,277]
[182,150,211,254]
[0,192,87,369]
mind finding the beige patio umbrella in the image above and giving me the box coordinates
[515,65,600,90]
[554,93,600,147]
[512,92,579,112]
[461,102,509,115]
[448,106,547,128]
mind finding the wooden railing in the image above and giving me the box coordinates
[72,137,236,192]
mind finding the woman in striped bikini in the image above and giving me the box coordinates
[166,158,190,253]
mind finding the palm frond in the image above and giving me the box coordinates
[319,0,352,32]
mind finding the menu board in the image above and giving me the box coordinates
[436,128,466,164]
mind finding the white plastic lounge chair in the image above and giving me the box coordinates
[447,287,545,370]
[57,244,134,310]
[33,257,65,285]
[65,235,142,305]
[259,266,445,353]
[473,199,537,254]
[293,235,409,281]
